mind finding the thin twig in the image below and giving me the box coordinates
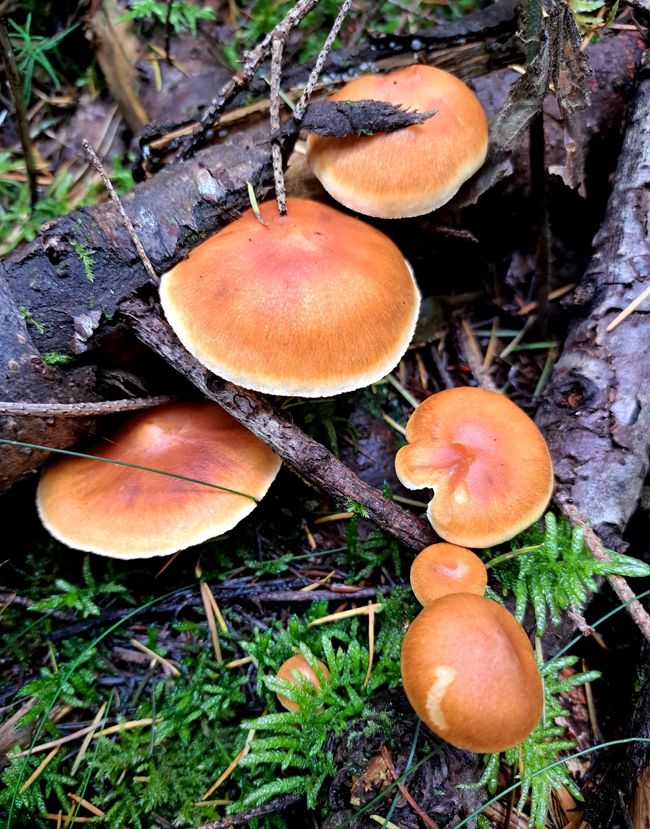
[191,793,302,829]
[379,746,440,829]
[0,395,176,418]
[270,36,287,215]
[124,300,438,552]
[176,0,324,160]
[560,500,650,646]
[82,140,159,287]
[294,0,353,121]
[0,20,39,207]
[606,283,650,332]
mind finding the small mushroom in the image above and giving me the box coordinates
[401,594,543,753]
[395,387,554,547]
[160,197,420,398]
[37,402,281,558]
[410,543,487,605]
[276,654,331,712]
[306,64,488,219]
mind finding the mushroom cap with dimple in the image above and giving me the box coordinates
[276,654,331,712]
[36,402,281,558]
[401,594,543,753]
[395,387,553,547]
[306,65,488,219]
[410,543,487,605]
[160,197,420,398]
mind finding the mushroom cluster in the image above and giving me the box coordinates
[396,388,551,752]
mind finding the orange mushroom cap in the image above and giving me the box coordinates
[36,402,281,558]
[401,594,543,753]
[395,387,553,547]
[276,654,331,712]
[410,543,487,605]
[306,65,488,219]
[160,197,420,397]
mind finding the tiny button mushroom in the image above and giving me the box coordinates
[276,655,331,713]
[401,594,543,753]
[410,543,487,605]
[395,387,554,547]
[306,65,488,219]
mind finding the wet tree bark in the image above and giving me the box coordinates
[536,62,650,551]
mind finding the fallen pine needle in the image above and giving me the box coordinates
[20,747,59,793]
[300,570,336,592]
[380,745,439,829]
[201,581,223,664]
[313,511,353,524]
[308,603,382,627]
[606,283,650,332]
[130,639,180,676]
[202,726,256,799]
[70,702,107,776]
[383,413,407,435]
[67,794,105,818]
[225,655,255,669]
[16,718,160,757]
[370,815,402,829]
[204,582,228,633]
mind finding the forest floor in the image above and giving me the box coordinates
[0,1,649,828]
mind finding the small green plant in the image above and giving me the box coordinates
[490,512,650,635]
[121,0,216,36]
[473,655,600,829]
[28,556,129,619]
[42,352,73,367]
[71,240,95,282]
[345,514,402,579]
[7,13,77,103]
[18,306,45,334]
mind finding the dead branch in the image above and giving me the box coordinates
[124,297,437,552]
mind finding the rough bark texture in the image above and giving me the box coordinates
[536,64,650,551]
[124,298,437,552]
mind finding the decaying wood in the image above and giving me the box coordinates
[124,298,438,552]
[536,62,650,552]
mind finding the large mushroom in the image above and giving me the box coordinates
[401,594,543,753]
[159,197,420,397]
[306,64,488,219]
[395,387,554,547]
[37,402,281,558]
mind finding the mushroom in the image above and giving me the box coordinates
[37,402,281,558]
[160,197,420,397]
[401,594,543,752]
[395,387,554,547]
[276,654,331,712]
[306,65,488,219]
[410,543,487,605]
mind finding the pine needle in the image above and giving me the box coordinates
[70,702,107,776]
[308,603,382,627]
[363,601,375,689]
[200,582,223,663]
[19,747,59,794]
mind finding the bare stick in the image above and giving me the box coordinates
[294,0,353,121]
[176,0,324,160]
[82,139,159,287]
[0,395,176,418]
[0,20,39,207]
[270,36,287,215]
[560,500,650,646]
[124,297,437,552]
